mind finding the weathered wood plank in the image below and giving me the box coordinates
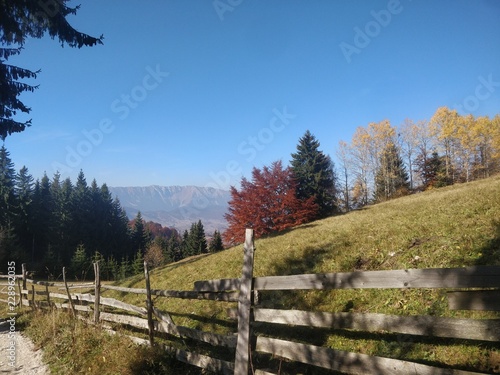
[48,292,72,300]
[101,285,147,294]
[151,307,237,347]
[173,348,234,375]
[156,322,237,348]
[253,266,500,291]
[195,266,500,292]
[256,336,488,375]
[234,228,255,375]
[194,278,241,292]
[149,289,239,301]
[101,284,239,301]
[100,312,149,330]
[254,308,500,342]
[50,292,147,316]
[152,307,179,335]
[448,290,500,311]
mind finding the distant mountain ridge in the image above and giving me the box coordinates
[108,185,231,234]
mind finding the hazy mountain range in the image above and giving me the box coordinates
[108,186,231,234]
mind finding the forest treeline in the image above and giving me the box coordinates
[0,152,223,279]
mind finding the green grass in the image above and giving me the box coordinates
[15,175,500,374]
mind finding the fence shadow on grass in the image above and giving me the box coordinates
[475,219,500,266]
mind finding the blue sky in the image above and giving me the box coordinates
[4,0,500,189]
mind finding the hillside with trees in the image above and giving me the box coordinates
[339,108,500,210]
[223,109,500,244]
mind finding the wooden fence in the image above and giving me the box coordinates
[1,228,499,374]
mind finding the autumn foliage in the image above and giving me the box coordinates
[223,161,318,245]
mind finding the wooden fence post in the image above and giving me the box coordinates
[21,263,26,305]
[144,261,155,346]
[234,229,255,375]
[46,283,51,309]
[31,285,36,310]
[62,267,76,317]
[94,262,101,324]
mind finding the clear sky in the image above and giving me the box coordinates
[4,0,500,189]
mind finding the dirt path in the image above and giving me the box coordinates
[0,320,49,374]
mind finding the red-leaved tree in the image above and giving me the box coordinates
[223,160,318,245]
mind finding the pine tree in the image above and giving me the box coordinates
[50,172,71,263]
[118,256,131,280]
[131,249,144,275]
[209,230,224,252]
[31,173,53,263]
[14,166,35,257]
[70,244,90,280]
[131,212,149,254]
[415,151,450,189]
[184,220,208,256]
[71,170,91,250]
[0,146,16,227]
[105,255,119,281]
[1,1,103,139]
[374,143,410,201]
[166,234,183,262]
[290,130,337,218]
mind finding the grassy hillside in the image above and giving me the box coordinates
[22,175,500,374]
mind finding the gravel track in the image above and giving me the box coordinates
[0,321,49,374]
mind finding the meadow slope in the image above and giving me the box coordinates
[21,175,500,374]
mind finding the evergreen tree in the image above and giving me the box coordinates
[71,170,91,250]
[118,256,131,280]
[31,173,53,263]
[415,151,450,190]
[131,212,149,254]
[0,145,16,227]
[105,255,119,281]
[290,130,338,218]
[209,230,224,252]
[166,234,183,263]
[181,230,190,257]
[50,172,70,263]
[374,143,410,201]
[14,166,35,257]
[131,249,144,275]
[184,220,208,256]
[70,244,90,280]
[1,1,103,139]
[110,197,132,258]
